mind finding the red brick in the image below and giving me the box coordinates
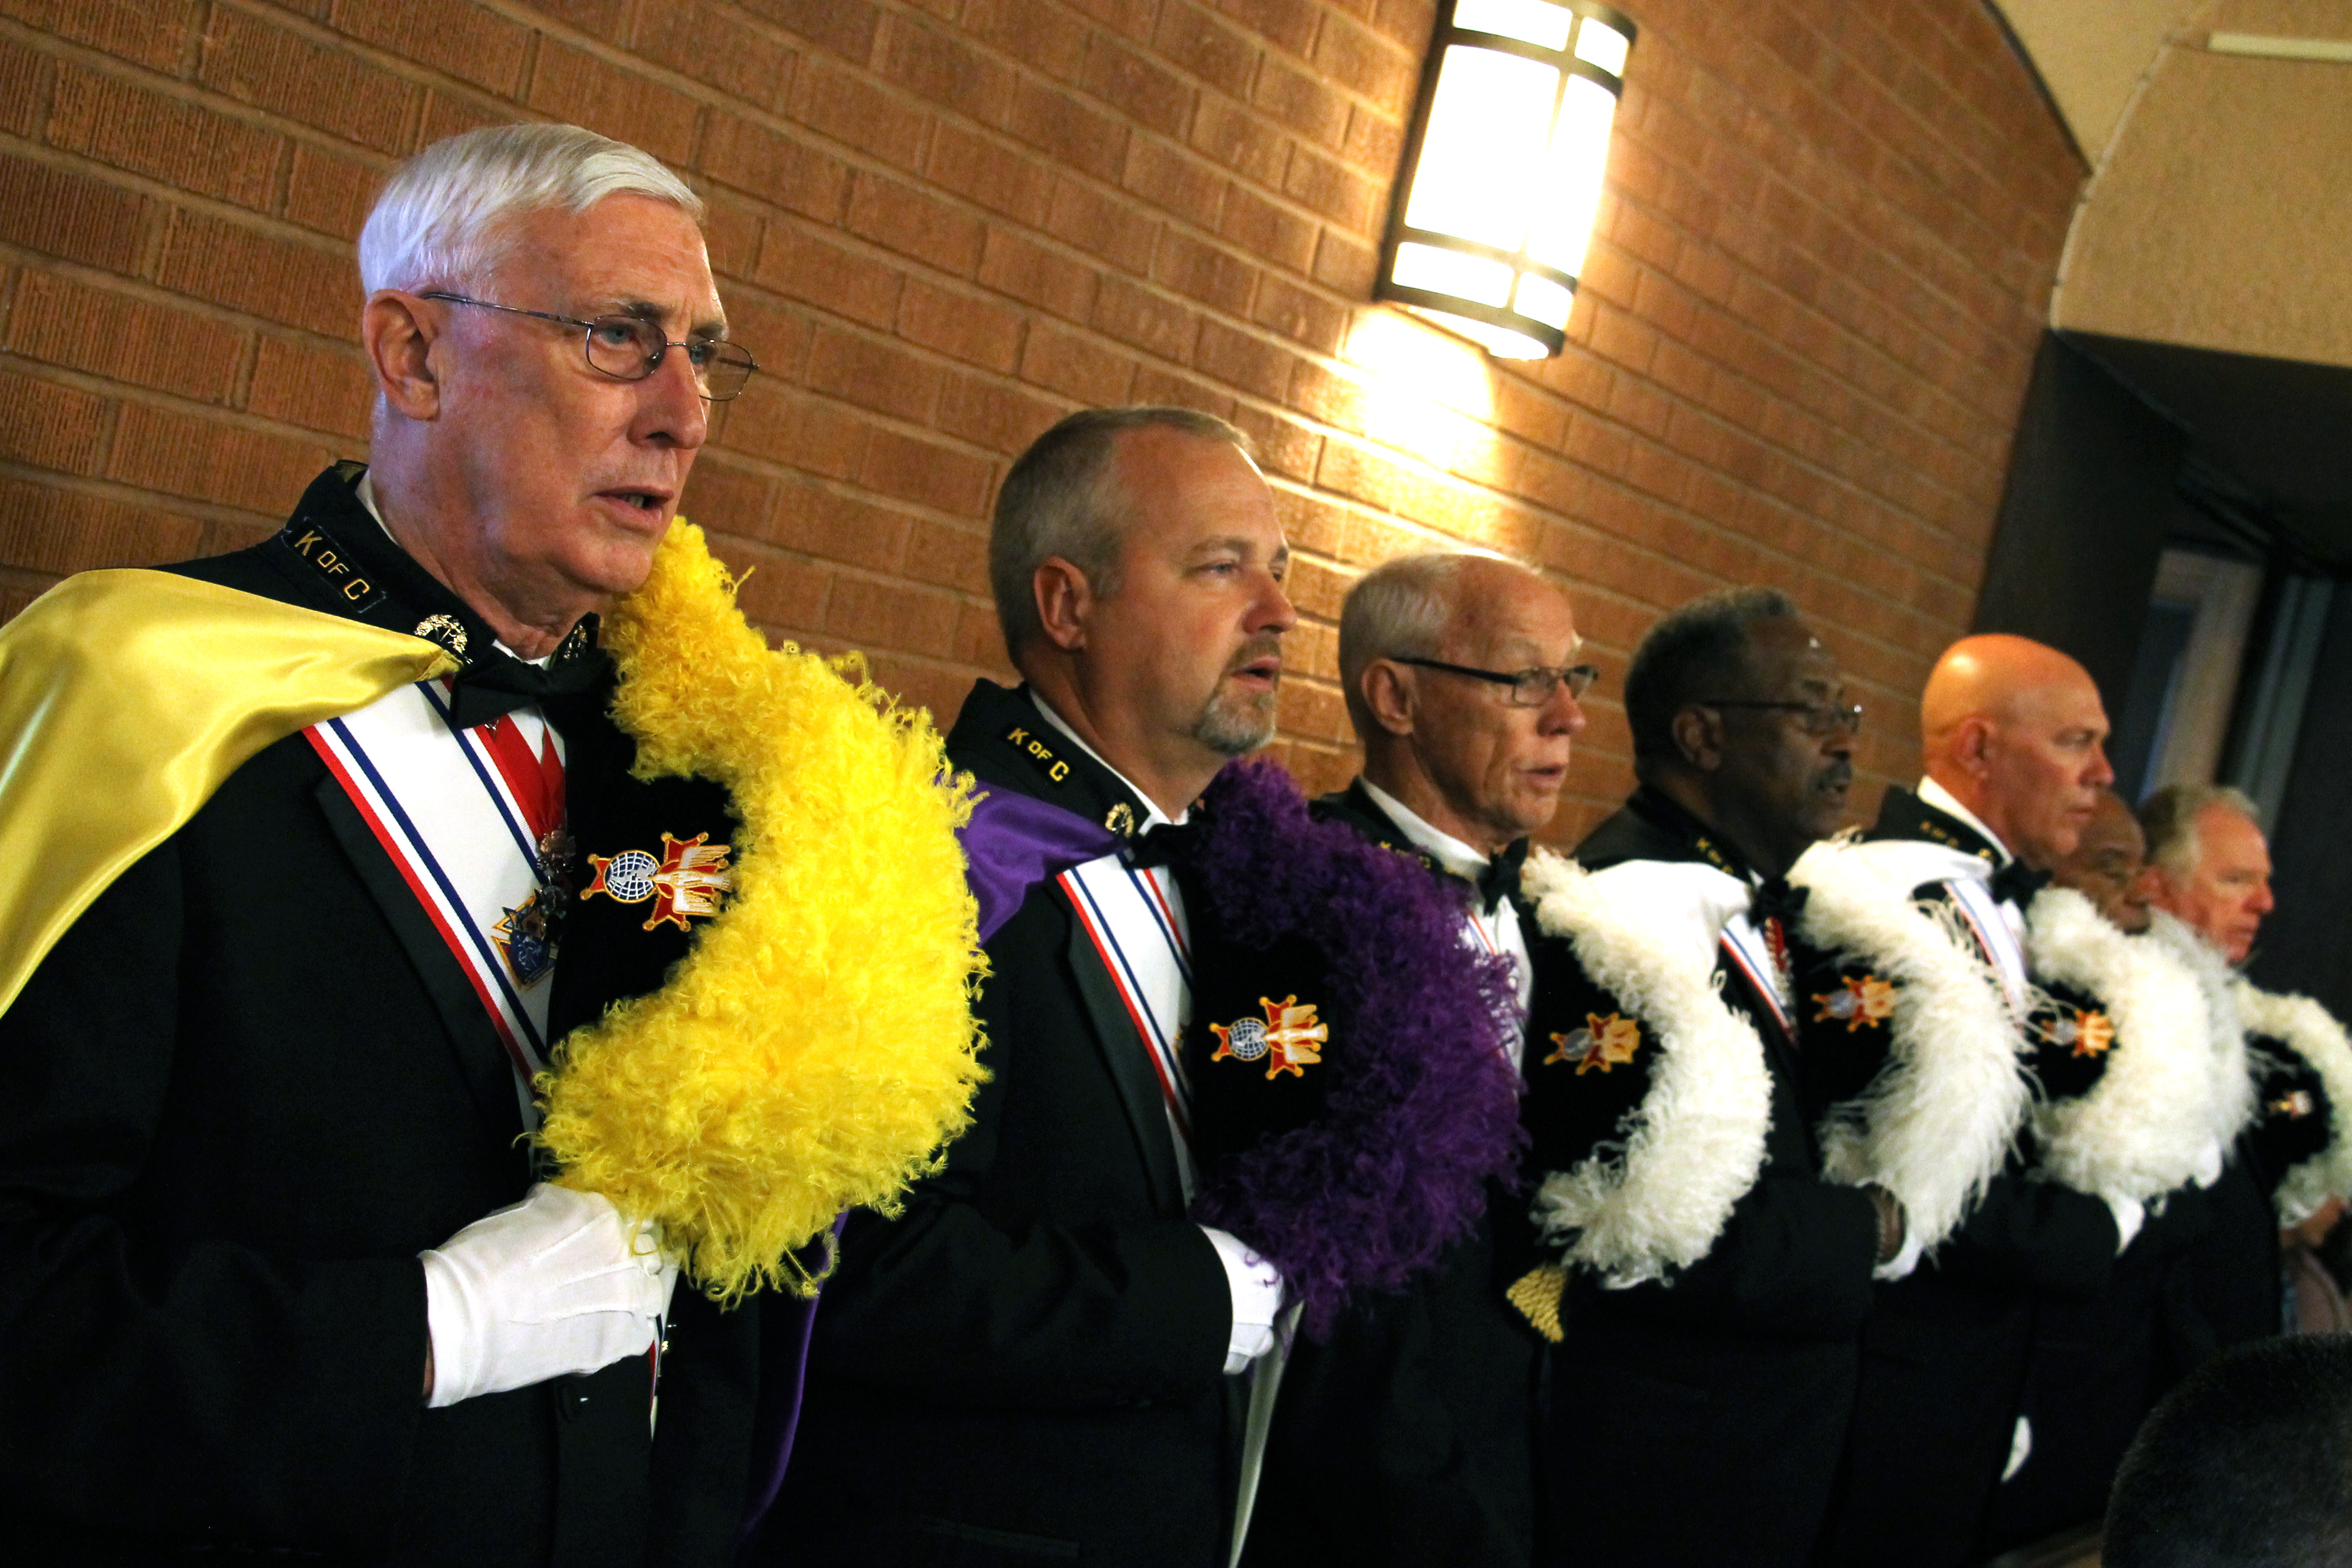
[249,335,376,440]
[859,426,993,515]
[1213,0,1319,57]
[730,543,831,631]
[754,225,901,330]
[156,209,357,339]
[529,0,633,45]
[978,230,1096,323]
[1313,14,1415,116]
[1341,104,1404,178]
[1222,188,1316,274]
[702,191,765,281]
[1193,319,1293,401]
[44,66,282,213]
[735,0,878,60]
[1283,145,1381,233]
[0,35,52,140]
[879,16,1015,124]
[630,0,799,114]
[108,401,334,513]
[1253,57,1348,149]
[1044,178,1161,274]
[1371,0,1436,52]
[1128,366,1234,419]
[9,0,200,70]
[937,369,1065,455]
[1092,277,1197,364]
[847,174,986,276]
[959,0,1088,83]
[333,0,531,96]
[806,326,944,423]
[1251,275,1349,355]
[1021,324,1135,405]
[792,55,927,170]
[1082,34,1196,141]
[417,91,509,148]
[527,44,700,166]
[774,484,911,571]
[1152,230,1256,315]
[198,7,415,154]
[718,388,867,480]
[6,274,246,405]
[1123,137,1228,230]
[1156,4,1261,99]
[1007,80,1130,183]
[0,366,112,476]
[0,476,208,574]
[701,117,853,220]
[714,290,814,385]
[899,279,1023,373]
[925,123,1055,226]
[826,570,959,656]
[0,153,151,275]
[903,515,988,592]
[677,452,775,538]
[284,141,386,242]
[1190,93,1289,185]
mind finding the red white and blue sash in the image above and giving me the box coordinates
[307,679,559,1124]
[1719,912,1795,1042]
[1945,874,2029,1019]
[1059,850,1198,1200]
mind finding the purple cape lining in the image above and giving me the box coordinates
[1185,759,1525,1338]
[956,787,1123,944]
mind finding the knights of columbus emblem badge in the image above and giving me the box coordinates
[2042,1007,2115,1059]
[492,890,560,985]
[1211,995,1329,1080]
[1545,1011,1642,1074]
[2272,1090,2316,1120]
[1814,974,1897,1032]
[581,831,735,932]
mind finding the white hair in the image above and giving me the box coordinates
[2139,783,2262,878]
[357,123,701,296]
[1337,548,1516,737]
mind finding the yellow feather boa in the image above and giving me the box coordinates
[535,521,988,1304]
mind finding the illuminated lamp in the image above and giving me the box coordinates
[1376,0,1636,360]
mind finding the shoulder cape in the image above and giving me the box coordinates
[1518,848,1773,1287]
[0,568,454,1016]
[1787,835,2028,1253]
[2023,886,2229,1204]
[2144,912,2258,1161]
[2233,978,2352,1222]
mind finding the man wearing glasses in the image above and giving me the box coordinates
[1521,588,1892,1567]
[0,126,766,1561]
[1242,547,1585,1568]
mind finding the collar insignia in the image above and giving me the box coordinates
[1545,1011,1643,1074]
[282,521,387,613]
[2272,1090,2316,1120]
[412,613,470,659]
[1210,994,1329,1080]
[1002,723,1071,786]
[1105,802,1136,837]
[2041,1006,2115,1058]
[1814,974,1897,1031]
[581,831,734,932]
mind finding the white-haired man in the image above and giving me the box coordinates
[0,126,768,1562]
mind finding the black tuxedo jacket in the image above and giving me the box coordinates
[0,466,758,1565]
[770,680,1235,1568]
[1234,780,1542,1568]
[1809,788,2116,1568]
[1529,790,1877,1568]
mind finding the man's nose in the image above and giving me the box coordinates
[2251,880,2276,914]
[637,345,709,449]
[1254,569,1297,635]
[2085,742,2115,790]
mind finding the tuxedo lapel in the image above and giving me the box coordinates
[1061,897,1188,1217]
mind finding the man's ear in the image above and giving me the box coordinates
[1032,557,1094,653]
[1948,715,1997,782]
[1362,661,1416,737]
[363,290,442,422]
[1670,704,1724,772]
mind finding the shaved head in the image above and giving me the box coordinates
[1920,634,2114,869]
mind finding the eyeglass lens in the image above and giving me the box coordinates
[1508,666,1599,706]
[583,318,757,401]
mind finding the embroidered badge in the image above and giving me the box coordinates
[281,520,386,612]
[2271,1090,2316,1120]
[1210,994,1330,1079]
[581,831,735,932]
[1001,723,1071,786]
[1104,802,1136,837]
[1814,975,1897,1031]
[493,888,562,984]
[2042,1007,2115,1059]
[1544,1012,1643,1074]
[412,613,470,658]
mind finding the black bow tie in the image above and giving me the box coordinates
[1126,816,1204,870]
[446,644,606,728]
[1476,839,1530,914]
[1989,859,2051,909]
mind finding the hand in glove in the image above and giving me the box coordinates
[420,1183,678,1408]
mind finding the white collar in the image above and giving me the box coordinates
[1919,776,2013,865]
[1027,690,1186,829]
[1358,778,1492,883]
[355,469,554,671]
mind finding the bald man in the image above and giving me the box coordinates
[1794,634,2148,1567]
[1243,549,1578,1568]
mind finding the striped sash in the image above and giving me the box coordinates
[1719,911,1795,1042]
[1945,875,2029,1020]
[1059,850,1197,1200]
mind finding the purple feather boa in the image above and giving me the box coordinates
[1184,758,1525,1338]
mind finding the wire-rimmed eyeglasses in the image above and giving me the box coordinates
[1698,699,1865,738]
[420,291,759,401]
[1399,656,1600,707]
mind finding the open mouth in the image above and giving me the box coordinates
[596,487,673,516]
[1228,655,1282,690]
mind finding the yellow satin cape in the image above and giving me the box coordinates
[0,570,456,1016]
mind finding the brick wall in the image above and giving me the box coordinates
[0,0,2081,841]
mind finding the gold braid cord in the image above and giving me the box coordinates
[1506,1265,1568,1343]
[535,522,989,1304]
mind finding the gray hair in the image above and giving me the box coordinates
[2139,783,2262,878]
[1337,548,1514,738]
[988,406,1250,663]
[358,123,702,296]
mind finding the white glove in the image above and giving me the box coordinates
[420,1183,677,1409]
[1202,1226,1284,1375]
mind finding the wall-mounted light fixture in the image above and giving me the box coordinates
[1376,0,1636,359]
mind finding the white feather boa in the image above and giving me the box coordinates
[2143,911,2257,1172]
[1519,850,1774,1287]
[2024,887,2228,1202]
[2233,978,2352,1222]
[1788,837,2028,1252]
